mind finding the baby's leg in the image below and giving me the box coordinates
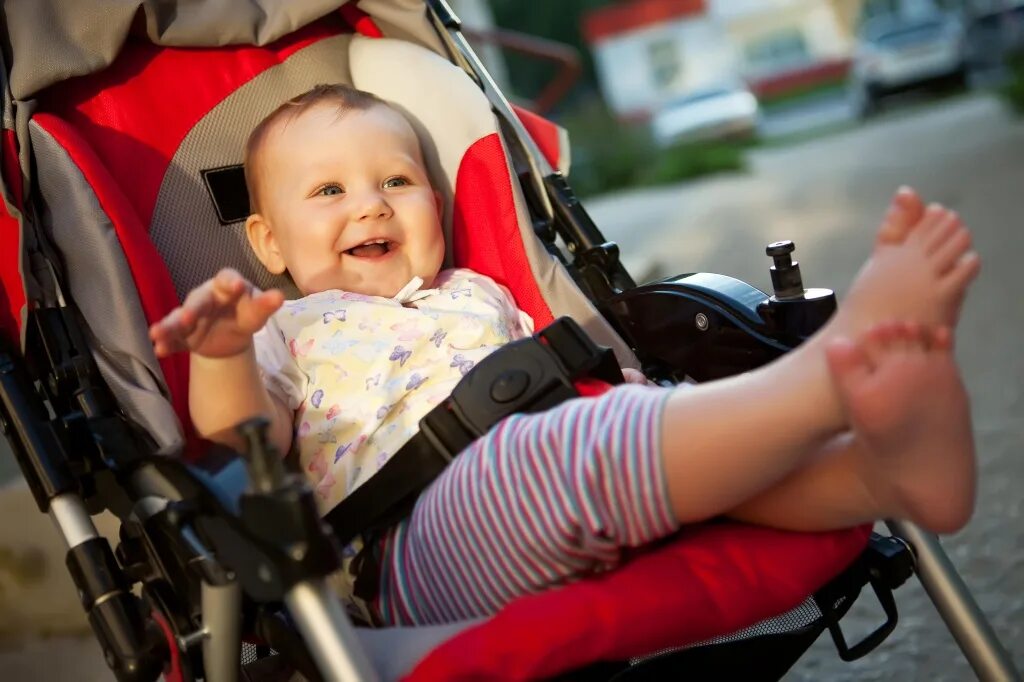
[728,322,975,534]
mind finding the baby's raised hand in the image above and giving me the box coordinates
[149,268,284,359]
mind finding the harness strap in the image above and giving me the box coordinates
[324,318,622,572]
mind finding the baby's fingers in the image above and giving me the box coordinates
[210,268,249,304]
[236,288,285,332]
[149,308,195,357]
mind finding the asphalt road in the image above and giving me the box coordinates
[1,92,1021,680]
[589,92,1024,681]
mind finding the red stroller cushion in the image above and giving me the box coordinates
[406,522,870,680]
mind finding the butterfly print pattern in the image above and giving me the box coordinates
[322,309,346,324]
[450,354,475,376]
[334,442,351,463]
[389,345,412,367]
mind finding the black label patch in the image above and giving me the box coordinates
[201,165,250,225]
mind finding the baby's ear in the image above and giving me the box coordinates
[245,213,287,275]
[433,189,444,219]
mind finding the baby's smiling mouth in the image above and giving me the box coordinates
[345,238,394,258]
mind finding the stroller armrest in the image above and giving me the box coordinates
[601,272,836,382]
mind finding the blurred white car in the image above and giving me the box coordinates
[650,85,760,147]
[849,15,968,117]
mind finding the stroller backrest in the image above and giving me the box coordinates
[12,7,637,453]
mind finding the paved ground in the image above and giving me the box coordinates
[1,92,1021,680]
[589,92,1024,681]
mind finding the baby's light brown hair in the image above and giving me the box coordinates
[243,83,390,213]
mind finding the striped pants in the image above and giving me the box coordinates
[373,384,679,626]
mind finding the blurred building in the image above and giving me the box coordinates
[582,0,860,119]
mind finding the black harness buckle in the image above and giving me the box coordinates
[419,316,622,459]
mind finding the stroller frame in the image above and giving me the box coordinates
[0,0,1017,679]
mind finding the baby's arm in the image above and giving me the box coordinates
[149,268,293,453]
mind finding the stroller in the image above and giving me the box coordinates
[0,1,1018,680]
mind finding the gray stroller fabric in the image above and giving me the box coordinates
[4,0,346,98]
[2,0,445,100]
[30,122,183,450]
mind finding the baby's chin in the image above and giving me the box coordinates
[306,271,440,299]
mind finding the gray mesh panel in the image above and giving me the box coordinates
[29,122,183,451]
[150,34,355,300]
[629,596,824,665]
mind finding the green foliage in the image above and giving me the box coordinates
[561,100,748,197]
[998,50,1024,116]
[633,139,749,188]
[759,78,849,111]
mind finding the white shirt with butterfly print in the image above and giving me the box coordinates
[253,268,535,516]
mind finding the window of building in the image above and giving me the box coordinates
[647,38,683,91]
[743,28,811,74]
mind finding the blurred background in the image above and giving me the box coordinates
[1,0,1022,679]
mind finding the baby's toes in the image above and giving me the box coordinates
[876,187,925,246]
[825,337,874,395]
[923,210,962,254]
[907,204,948,248]
[933,225,973,275]
[893,320,929,353]
[862,322,899,367]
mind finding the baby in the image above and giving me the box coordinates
[150,84,981,626]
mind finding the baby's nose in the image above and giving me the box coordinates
[355,191,392,221]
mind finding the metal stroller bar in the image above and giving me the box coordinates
[285,578,380,682]
[886,520,1021,681]
[425,0,556,222]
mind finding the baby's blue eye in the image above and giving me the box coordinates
[383,176,409,188]
[318,184,344,196]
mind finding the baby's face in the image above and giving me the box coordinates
[253,102,444,298]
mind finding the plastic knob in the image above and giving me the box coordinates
[766,240,803,299]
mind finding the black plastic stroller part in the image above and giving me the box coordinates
[543,172,637,300]
[0,333,171,682]
[816,532,915,662]
[759,240,838,343]
[601,240,837,383]
[766,240,804,299]
[67,537,170,682]
[0,344,79,509]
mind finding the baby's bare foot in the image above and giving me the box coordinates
[828,204,980,344]
[826,321,975,533]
